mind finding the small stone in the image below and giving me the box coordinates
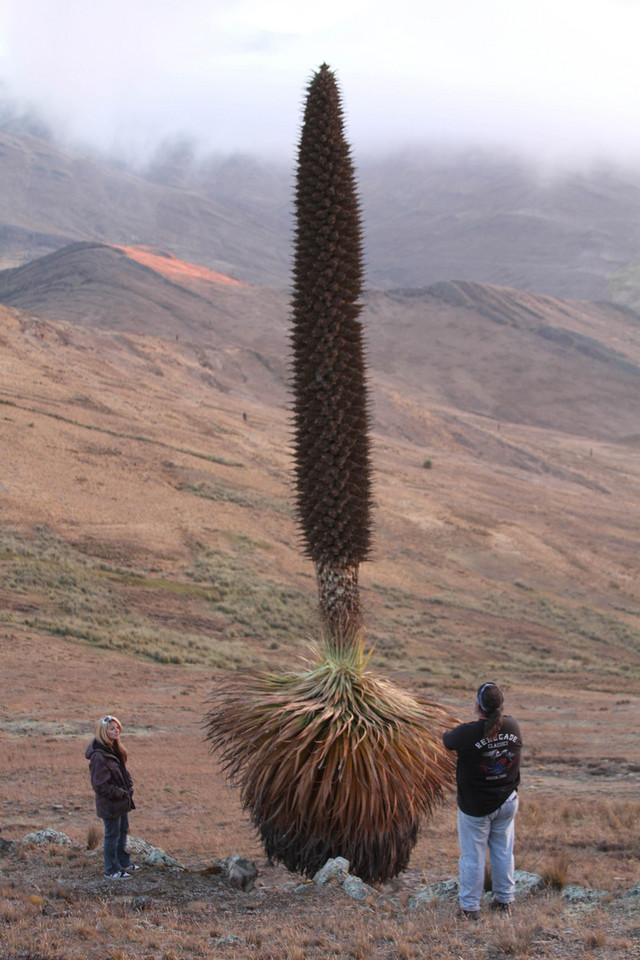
[226,855,258,892]
[126,836,184,869]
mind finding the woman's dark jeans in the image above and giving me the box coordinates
[102,812,131,875]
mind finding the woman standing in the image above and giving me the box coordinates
[86,715,139,879]
[443,682,522,919]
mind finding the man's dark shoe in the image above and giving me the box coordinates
[490,899,513,915]
[459,908,481,921]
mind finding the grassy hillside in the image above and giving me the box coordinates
[1,256,639,692]
[2,249,640,957]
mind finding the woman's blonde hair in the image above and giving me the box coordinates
[93,715,127,762]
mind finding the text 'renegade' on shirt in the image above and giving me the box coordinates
[442,716,522,817]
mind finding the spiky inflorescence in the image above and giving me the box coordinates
[291,63,372,633]
[204,638,456,883]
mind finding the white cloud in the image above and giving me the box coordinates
[217,0,372,35]
[1,0,639,160]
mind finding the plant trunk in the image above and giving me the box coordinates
[315,561,362,636]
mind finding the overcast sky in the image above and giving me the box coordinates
[1,0,639,163]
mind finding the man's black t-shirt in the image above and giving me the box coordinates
[443,716,522,817]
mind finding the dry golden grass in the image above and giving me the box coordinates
[517,795,640,891]
[1,794,639,959]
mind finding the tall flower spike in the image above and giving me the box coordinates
[291,63,373,637]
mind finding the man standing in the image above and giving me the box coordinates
[443,682,522,920]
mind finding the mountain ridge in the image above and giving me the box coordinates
[1,242,639,443]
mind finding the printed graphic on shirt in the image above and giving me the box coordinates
[477,742,518,782]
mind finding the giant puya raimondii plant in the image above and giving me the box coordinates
[205,64,455,884]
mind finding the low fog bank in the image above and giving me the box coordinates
[3,79,640,189]
[3,82,640,304]
[124,134,640,303]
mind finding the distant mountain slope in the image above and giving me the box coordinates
[1,242,638,442]
[368,281,640,442]
[0,241,284,346]
[0,242,241,334]
[360,150,640,301]
[0,130,287,284]
[4,128,640,300]
[0,242,290,402]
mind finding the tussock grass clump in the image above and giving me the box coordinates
[86,824,100,851]
[180,480,292,516]
[540,846,570,890]
[205,633,456,883]
[490,917,541,957]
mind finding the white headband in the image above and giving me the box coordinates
[476,682,500,710]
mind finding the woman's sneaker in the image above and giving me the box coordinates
[106,870,131,879]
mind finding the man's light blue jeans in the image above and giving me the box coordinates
[457,793,519,911]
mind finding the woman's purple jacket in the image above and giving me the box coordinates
[85,739,135,819]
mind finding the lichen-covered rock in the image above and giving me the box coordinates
[623,882,640,899]
[313,857,350,886]
[126,836,184,869]
[562,884,608,904]
[308,858,374,900]
[514,869,545,898]
[225,855,258,891]
[408,878,459,910]
[22,829,76,847]
[342,874,374,900]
